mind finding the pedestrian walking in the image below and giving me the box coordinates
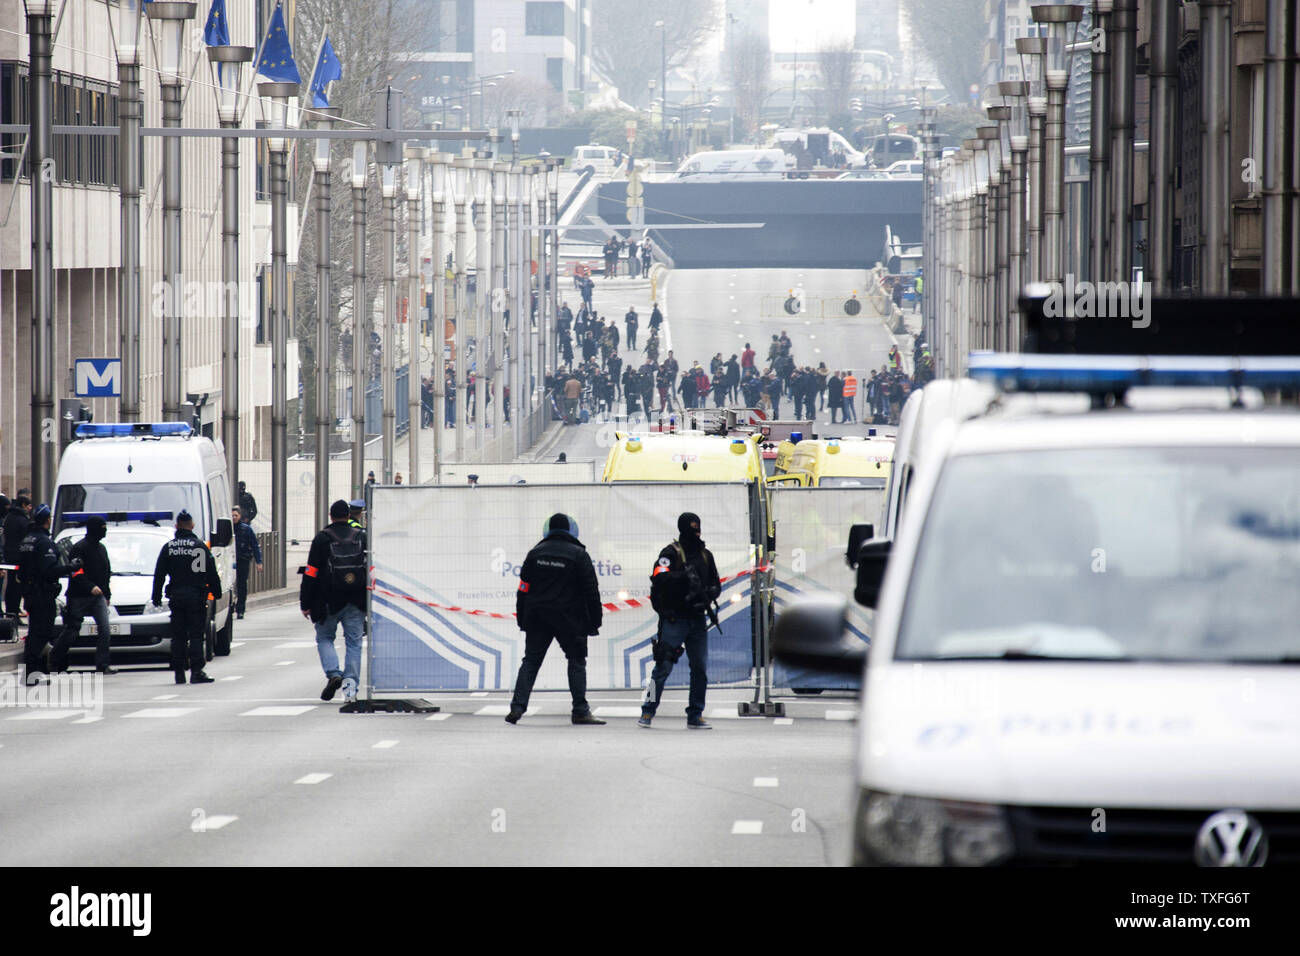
[53,516,116,674]
[237,481,258,523]
[17,504,75,685]
[640,513,721,729]
[302,500,368,704]
[828,371,844,423]
[649,302,664,335]
[625,306,639,351]
[232,506,263,619]
[842,370,859,423]
[505,513,605,725]
[152,510,222,685]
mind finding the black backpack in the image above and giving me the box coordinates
[325,526,366,593]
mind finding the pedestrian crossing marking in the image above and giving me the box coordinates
[197,815,238,830]
[274,642,316,649]
[773,717,794,725]
[123,708,200,719]
[426,713,452,721]
[241,705,315,717]
[825,710,856,721]
[732,820,763,835]
[753,777,779,788]
[372,739,399,749]
[592,706,643,718]
[294,773,332,785]
[7,709,84,720]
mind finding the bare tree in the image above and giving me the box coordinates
[901,0,984,106]
[591,0,721,106]
[815,41,858,124]
[481,75,566,130]
[729,28,770,141]
[289,0,437,433]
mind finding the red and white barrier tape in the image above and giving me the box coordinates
[370,564,772,619]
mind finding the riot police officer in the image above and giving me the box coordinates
[152,510,222,684]
[16,504,75,686]
[505,513,605,726]
[54,515,116,674]
[642,512,722,729]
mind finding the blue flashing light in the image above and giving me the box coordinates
[968,352,1300,392]
[62,511,174,524]
[75,422,192,439]
[790,432,803,443]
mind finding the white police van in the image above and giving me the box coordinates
[777,354,1300,866]
[52,423,237,662]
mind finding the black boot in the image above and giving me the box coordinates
[190,671,214,684]
[174,670,187,684]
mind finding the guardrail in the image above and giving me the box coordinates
[247,531,284,594]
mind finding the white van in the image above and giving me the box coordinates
[674,148,792,181]
[778,356,1300,866]
[52,422,237,660]
[570,144,624,178]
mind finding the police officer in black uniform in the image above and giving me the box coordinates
[152,510,222,684]
[54,515,116,674]
[506,513,606,726]
[16,504,76,686]
[642,512,722,729]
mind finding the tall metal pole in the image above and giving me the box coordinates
[209,45,252,490]
[547,159,560,388]
[350,145,368,497]
[381,164,398,482]
[405,146,425,484]
[523,168,536,448]
[1261,0,1296,293]
[1108,0,1136,282]
[1199,0,1232,292]
[1147,0,1178,293]
[492,162,508,453]
[1089,1,1112,283]
[428,152,446,479]
[261,82,296,577]
[1043,82,1067,287]
[313,109,339,528]
[453,156,471,462]
[116,5,144,425]
[473,151,492,456]
[27,4,55,502]
[1026,104,1045,282]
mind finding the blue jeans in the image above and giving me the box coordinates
[843,396,857,422]
[643,615,709,719]
[315,603,364,686]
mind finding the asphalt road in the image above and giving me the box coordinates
[0,601,857,866]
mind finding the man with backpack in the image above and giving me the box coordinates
[302,499,368,704]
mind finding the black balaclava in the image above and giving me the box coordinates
[86,516,107,542]
[677,512,703,554]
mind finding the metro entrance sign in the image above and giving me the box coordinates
[74,358,122,397]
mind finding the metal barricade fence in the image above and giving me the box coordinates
[247,531,284,594]
[365,482,759,694]
[768,486,882,692]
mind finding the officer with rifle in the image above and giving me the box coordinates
[641,512,722,729]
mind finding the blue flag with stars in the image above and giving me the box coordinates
[203,0,229,47]
[256,3,301,84]
[309,36,342,108]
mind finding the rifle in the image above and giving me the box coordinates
[705,599,723,638]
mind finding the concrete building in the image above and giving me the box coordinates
[0,0,291,494]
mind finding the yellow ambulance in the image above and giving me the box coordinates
[771,435,895,489]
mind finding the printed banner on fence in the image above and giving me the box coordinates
[770,486,882,690]
[368,482,757,693]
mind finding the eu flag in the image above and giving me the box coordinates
[309,36,342,108]
[256,3,301,84]
[203,0,229,47]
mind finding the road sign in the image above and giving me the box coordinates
[74,358,121,397]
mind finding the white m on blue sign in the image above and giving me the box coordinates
[75,358,122,397]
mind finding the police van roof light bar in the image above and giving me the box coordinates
[968,353,1300,393]
[61,511,175,524]
[74,422,193,439]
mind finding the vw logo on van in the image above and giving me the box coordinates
[1194,810,1268,867]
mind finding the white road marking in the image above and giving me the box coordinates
[7,709,84,721]
[274,660,295,667]
[152,694,179,700]
[592,706,643,718]
[274,641,316,649]
[753,777,779,788]
[426,713,452,721]
[732,820,763,835]
[240,705,315,717]
[825,710,857,721]
[198,815,238,830]
[72,714,104,724]
[123,708,200,719]
[372,739,399,749]
[705,707,743,719]
[469,691,488,697]
[294,773,332,785]
[773,717,794,726]
[229,642,246,649]
[219,675,243,682]
[476,705,538,717]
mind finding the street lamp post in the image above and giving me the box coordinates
[148,2,197,424]
[1199,0,1232,293]
[110,0,146,427]
[998,82,1030,349]
[427,151,447,479]
[492,160,509,451]
[405,145,425,484]
[1017,37,1047,284]
[1031,4,1084,287]
[1109,0,1136,282]
[654,19,667,153]
[313,107,340,528]
[380,163,398,482]
[208,42,254,490]
[472,150,492,455]
[452,155,472,462]
[1089,0,1113,283]
[350,144,368,497]
[985,113,1011,349]
[260,80,296,577]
